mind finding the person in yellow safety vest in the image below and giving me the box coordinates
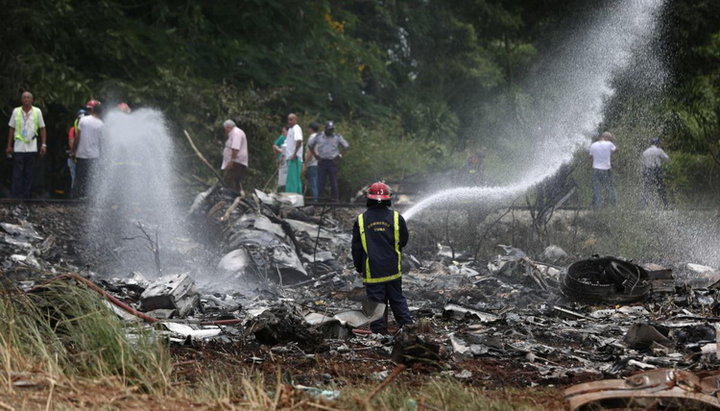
[351,182,413,334]
[5,91,47,199]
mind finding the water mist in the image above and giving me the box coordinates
[84,108,189,277]
[404,0,665,220]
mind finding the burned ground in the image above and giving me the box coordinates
[1,193,720,409]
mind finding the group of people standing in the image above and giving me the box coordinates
[4,92,109,199]
[589,131,670,208]
[66,99,130,199]
[221,112,350,202]
[6,91,672,212]
[271,113,349,202]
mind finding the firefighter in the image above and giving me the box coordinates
[351,182,413,334]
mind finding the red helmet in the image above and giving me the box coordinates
[85,99,101,109]
[116,102,131,113]
[367,182,392,200]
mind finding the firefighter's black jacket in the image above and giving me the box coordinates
[351,205,409,283]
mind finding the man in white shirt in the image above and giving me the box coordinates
[588,131,618,208]
[6,91,47,198]
[221,119,248,193]
[284,113,303,194]
[641,137,670,208]
[72,101,104,198]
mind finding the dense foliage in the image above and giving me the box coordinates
[1,0,718,203]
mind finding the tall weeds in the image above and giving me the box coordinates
[0,279,170,393]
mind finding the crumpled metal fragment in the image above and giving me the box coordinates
[565,368,720,410]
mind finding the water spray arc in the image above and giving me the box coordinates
[405,0,665,220]
[86,108,188,276]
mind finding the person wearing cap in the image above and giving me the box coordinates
[589,131,618,208]
[66,108,87,192]
[351,182,413,334]
[303,122,320,201]
[221,119,248,194]
[641,137,670,208]
[308,121,349,202]
[284,113,303,194]
[6,91,47,199]
[72,101,104,198]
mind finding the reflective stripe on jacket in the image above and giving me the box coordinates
[14,106,41,143]
[351,206,409,283]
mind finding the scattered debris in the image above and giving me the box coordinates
[161,322,222,343]
[4,197,720,401]
[248,305,324,349]
[541,245,568,263]
[254,189,304,208]
[642,263,674,292]
[443,303,501,323]
[292,385,341,401]
[1,221,44,241]
[565,369,720,410]
[140,273,200,318]
[488,245,560,290]
[623,324,673,349]
[683,263,720,288]
[392,326,443,366]
[561,256,650,303]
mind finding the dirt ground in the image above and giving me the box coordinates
[0,346,569,410]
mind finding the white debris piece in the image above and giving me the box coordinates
[254,189,304,208]
[217,249,252,273]
[10,254,40,268]
[449,333,471,356]
[542,245,568,262]
[333,301,386,328]
[1,222,43,241]
[161,322,222,339]
[444,303,501,323]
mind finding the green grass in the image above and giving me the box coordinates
[0,278,171,393]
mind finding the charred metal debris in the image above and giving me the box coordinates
[2,189,720,406]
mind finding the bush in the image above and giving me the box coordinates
[664,151,720,206]
[338,118,451,200]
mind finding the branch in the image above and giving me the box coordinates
[123,222,162,276]
[183,129,225,183]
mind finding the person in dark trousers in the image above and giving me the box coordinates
[6,91,47,198]
[66,108,86,192]
[72,100,104,198]
[308,121,349,202]
[641,137,670,208]
[589,131,618,208]
[351,182,413,334]
[303,122,320,201]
